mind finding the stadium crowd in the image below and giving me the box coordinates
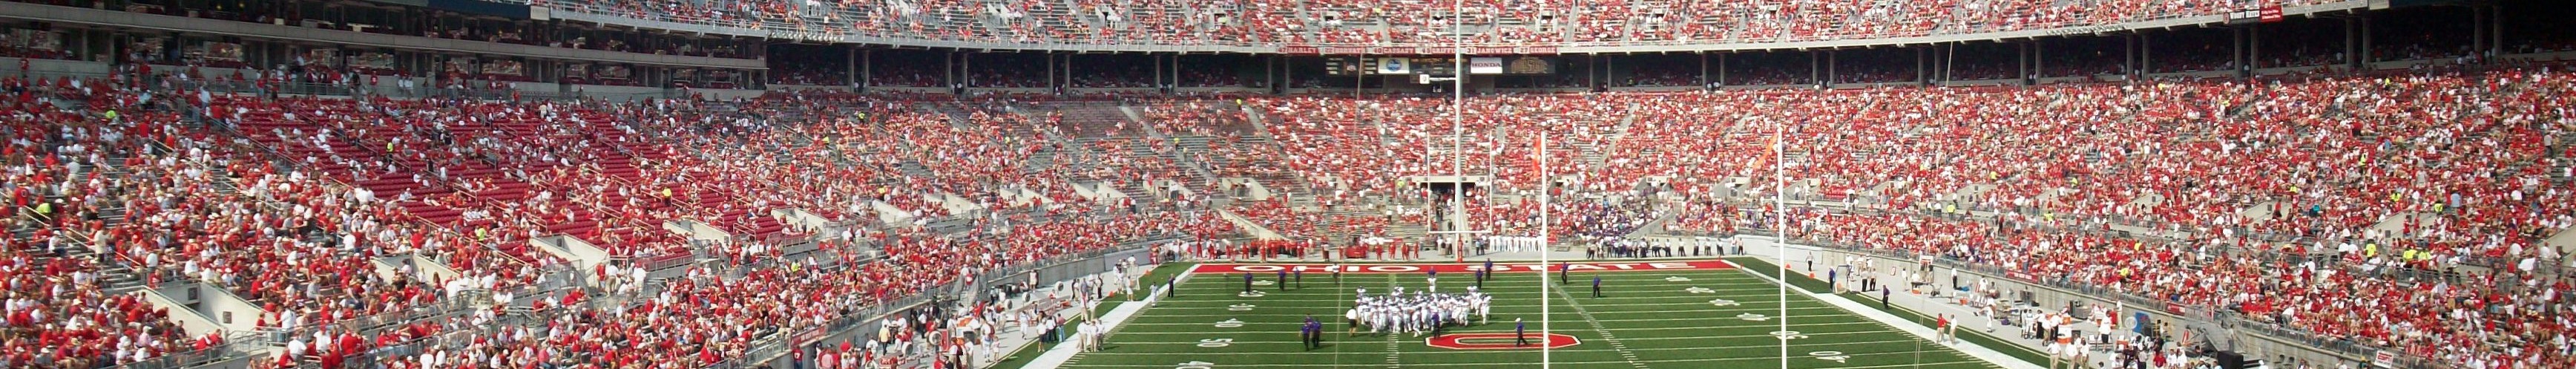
[0,62,1266,368]
[1195,67,2572,368]
[5,15,2575,368]
[514,0,2350,48]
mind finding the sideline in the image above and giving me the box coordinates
[1724,259,2047,369]
[1014,270,1187,369]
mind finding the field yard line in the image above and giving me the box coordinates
[1382,333,1402,368]
[1730,260,2045,369]
[1548,284,1654,369]
[1379,273,1403,369]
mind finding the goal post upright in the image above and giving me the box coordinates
[1775,111,1790,369]
[1538,131,1552,369]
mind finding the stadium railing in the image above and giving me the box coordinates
[1741,203,2470,368]
[104,331,263,369]
[701,231,1185,369]
[2218,312,2456,369]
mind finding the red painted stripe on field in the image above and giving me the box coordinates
[1425,333,1581,350]
[1189,261,1734,275]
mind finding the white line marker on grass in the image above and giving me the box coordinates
[1809,351,1850,362]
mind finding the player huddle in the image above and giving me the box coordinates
[1344,286,1494,337]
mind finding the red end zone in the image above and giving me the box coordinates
[1425,333,1580,350]
[1189,261,1735,274]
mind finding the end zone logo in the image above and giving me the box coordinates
[1425,333,1580,350]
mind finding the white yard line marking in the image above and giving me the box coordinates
[1551,282,1652,369]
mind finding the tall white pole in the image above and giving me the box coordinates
[1775,115,1789,369]
[1539,131,1552,369]
[1450,0,1468,261]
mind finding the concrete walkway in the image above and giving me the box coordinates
[1008,270,1177,369]
[1738,258,2051,369]
[965,267,1156,369]
[1798,261,2136,369]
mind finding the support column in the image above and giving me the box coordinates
[1045,52,1057,90]
[1586,55,1596,88]
[1282,56,1295,94]
[1718,53,1727,86]
[2360,15,2373,66]
[1810,51,1821,85]
[2033,41,2044,82]
[2232,27,2247,74]
[1916,48,1927,84]
[962,52,974,88]
[1825,50,1836,86]
[846,47,858,90]
[2491,4,2505,61]
[2471,7,2486,63]
[1153,54,1165,88]
[861,49,873,91]
[2017,43,2028,85]
[1699,53,1710,88]
[2141,33,2152,74]
[2345,17,2359,70]
[2124,34,2137,77]
[2250,23,2263,72]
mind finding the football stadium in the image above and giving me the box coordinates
[0,0,2571,368]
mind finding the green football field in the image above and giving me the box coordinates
[1054,261,2005,369]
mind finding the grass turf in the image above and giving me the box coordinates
[1721,257,2053,367]
[1035,261,2005,369]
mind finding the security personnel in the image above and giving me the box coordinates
[1558,264,1570,284]
[1514,318,1530,346]
[1591,276,1603,298]
[1303,316,1325,349]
